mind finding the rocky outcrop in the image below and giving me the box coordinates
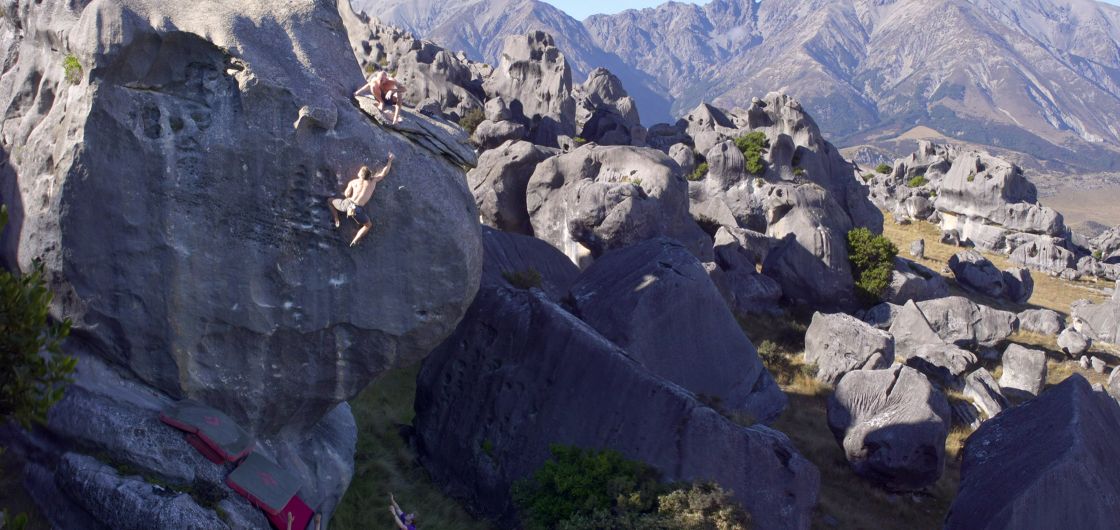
[962,368,1009,421]
[707,226,783,315]
[1018,308,1064,336]
[804,312,894,386]
[468,141,558,235]
[884,258,949,304]
[1058,327,1092,356]
[526,144,711,266]
[480,227,579,301]
[569,239,786,423]
[483,31,577,147]
[574,67,645,146]
[414,235,820,529]
[916,297,1019,349]
[999,344,1048,399]
[827,365,951,491]
[945,376,1120,530]
[905,343,978,386]
[948,250,1033,304]
[0,1,482,526]
[1071,298,1120,345]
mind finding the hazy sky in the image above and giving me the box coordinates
[544,0,1120,21]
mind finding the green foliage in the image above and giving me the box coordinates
[734,132,769,175]
[626,177,643,188]
[514,445,751,530]
[1093,250,1104,261]
[4,511,30,530]
[847,227,899,304]
[906,175,928,188]
[688,162,709,182]
[967,172,976,183]
[363,62,377,75]
[875,163,892,174]
[503,268,542,290]
[458,107,485,135]
[793,167,806,177]
[0,207,76,428]
[481,439,495,458]
[861,173,874,182]
[573,137,588,146]
[62,55,82,85]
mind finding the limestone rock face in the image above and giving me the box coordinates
[471,119,528,150]
[884,258,949,305]
[1018,308,1064,336]
[574,67,645,146]
[999,344,1048,399]
[0,0,483,438]
[1072,298,1120,344]
[1058,327,1093,356]
[708,226,782,315]
[468,140,558,235]
[526,144,711,265]
[479,226,579,302]
[946,376,1120,530]
[827,365,951,491]
[916,297,1019,349]
[483,31,577,147]
[570,239,786,422]
[414,235,820,529]
[804,312,895,385]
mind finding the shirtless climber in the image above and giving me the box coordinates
[354,70,403,125]
[327,153,394,247]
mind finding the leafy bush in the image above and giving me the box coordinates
[688,162,709,182]
[363,63,377,75]
[1,207,76,428]
[967,172,976,182]
[573,137,588,146]
[63,55,82,85]
[1093,250,1104,261]
[502,268,542,290]
[907,175,928,188]
[875,163,892,174]
[793,167,806,177]
[458,107,485,135]
[514,445,751,530]
[734,132,769,175]
[847,227,899,304]
[861,173,874,182]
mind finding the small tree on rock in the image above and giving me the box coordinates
[847,227,898,305]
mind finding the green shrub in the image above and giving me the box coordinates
[875,163,892,174]
[1093,250,1104,261]
[907,175,928,188]
[688,162,709,182]
[967,172,976,182]
[861,173,874,182]
[1,207,76,428]
[363,62,376,75]
[734,132,769,175]
[573,137,588,146]
[514,445,751,530]
[793,167,806,177]
[458,107,485,135]
[63,55,82,85]
[502,268,542,290]
[481,439,495,458]
[847,227,899,304]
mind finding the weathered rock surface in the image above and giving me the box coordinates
[707,226,783,315]
[483,31,576,147]
[471,119,528,150]
[962,368,1009,420]
[905,343,978,386]
[945,375,1120,530]
[827,365,951,491]
[468,140,558,235]
[804,312,894,386]
[480,226,579,301]
[916,297,1019,348]
[1018,308,1064,336]
[910,239,925,259]
[1058,327,1092,356]
[570,239,786,423]
[884,258,949,304]
[889,300,948,360]
[999,344,1048,399]
[574,67,645,146]
[1071,298,1120,344]
[526,144,711,265]
[415,255,820,528]
[0,0,483,438]
[948,250,1032,303]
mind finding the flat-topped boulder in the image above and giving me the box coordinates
[804,312,894,385]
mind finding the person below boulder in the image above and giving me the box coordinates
[327,153,394,247]
[355,70,404,124]
[389,493,417,530]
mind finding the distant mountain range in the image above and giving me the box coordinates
[351,0,1120,175]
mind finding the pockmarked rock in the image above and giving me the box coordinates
[804,312,894,386]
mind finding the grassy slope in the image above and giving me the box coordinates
[332,364,493,530]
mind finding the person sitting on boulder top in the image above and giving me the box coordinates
[389,492,417,530]
[327,153,394,247]
[354,70,403,125]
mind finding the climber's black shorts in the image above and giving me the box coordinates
[331,198,371,225]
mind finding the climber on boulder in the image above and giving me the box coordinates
[355,70,403,125]
[389,492,417,530]
[327,153,394,247]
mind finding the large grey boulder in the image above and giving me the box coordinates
[1058,327,1092,356]
[948,250,1005,298]
[0,0,483,438]
[905,343,978,386]
[916,297,1018,348]
[1071,298,1120,344]
[889,300,948,359]
[471,119,528,150]
[480,227,580,301]
[1018,308,1064,336]
[468,140,558,235]
[708,226,782,315]
[570,239,786,423]
[827,365,951,491]
[526,144,711,265]
[804,312,894,386]
[414,280,820,528]
[884,257,950,304]
[1009,237,1077,276]
[483,31,577,147]
[962,368,1009,420]
[574,67,645,146]
[945,375,1120,530]
[999,344,1048,399]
